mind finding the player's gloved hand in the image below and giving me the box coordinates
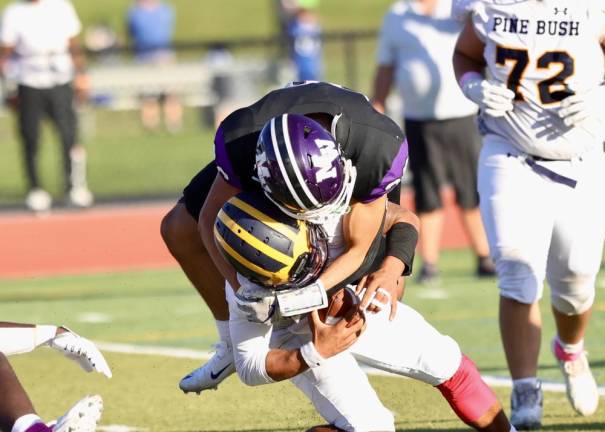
[356,258,404,321]
[558,84,605,127]
[48,327,112,378]
[234,282,278,324]
[461,73,515,117]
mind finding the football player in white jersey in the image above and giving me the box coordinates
[216,190,515,431]
[452,0,605,429]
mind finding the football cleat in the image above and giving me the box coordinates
[49,394,103,432]
[179,341,235,394]
[68,186,94,209]
[510,380,543,430]
[552,338,599,416]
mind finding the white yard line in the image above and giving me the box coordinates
[94,341,605,396]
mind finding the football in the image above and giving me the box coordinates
[318,286,359,325]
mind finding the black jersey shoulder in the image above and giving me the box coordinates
[216,82,406,198]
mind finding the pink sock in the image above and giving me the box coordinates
[553,337,583,361]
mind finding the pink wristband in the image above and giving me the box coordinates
[459,71,483,88]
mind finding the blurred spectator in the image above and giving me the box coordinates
[126,0,183,133]
[0,0,93,212]
[371,0,494,284]
[286,0,323,81]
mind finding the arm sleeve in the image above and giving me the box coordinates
[0,326,57,356]
[226,284,275,386]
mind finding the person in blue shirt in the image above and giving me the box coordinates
[287,2,323,81]
[126,0,182,132]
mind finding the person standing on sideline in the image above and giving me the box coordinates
[371,0,495,284]
[287,0,323,81]
[126,0,183,133]
[453,0,605,428]
[0,0,93,212]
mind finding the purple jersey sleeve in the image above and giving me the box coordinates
[214,125,243,189]
[361,139,408,203]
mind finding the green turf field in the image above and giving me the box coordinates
[2,249,604,431]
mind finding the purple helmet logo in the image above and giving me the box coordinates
[256,114,346,214]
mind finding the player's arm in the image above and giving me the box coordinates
[318,195,387,291]
[228,288,364,384]
[0,322,111,377]
[198,174,242,290]
[453,16,514,117]
[357,202,419,319]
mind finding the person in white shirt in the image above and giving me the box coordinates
[0,322,111,432]
[0,0,93,212]
[371,0,494,284]
[453,0,605,428]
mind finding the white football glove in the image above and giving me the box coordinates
[462,76,515,117]
[48,328,112,378]
[558,85,605,127]
[234,283,278,324]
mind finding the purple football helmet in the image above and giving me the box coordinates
[255,114,356,222]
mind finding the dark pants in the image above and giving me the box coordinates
[18,83,77,191]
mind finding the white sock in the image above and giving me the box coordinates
[556,335,584,354]
[510,425,517,432]
[513,377,539,388]
[11,414,43,432]
[215,320,231,345]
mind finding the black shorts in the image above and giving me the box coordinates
[405,115,481,213]
[179,161,218,220]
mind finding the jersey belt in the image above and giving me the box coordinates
[525,156,577,189]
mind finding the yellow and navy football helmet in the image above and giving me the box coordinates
[214,191,327,289]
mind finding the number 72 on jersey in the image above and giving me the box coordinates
[496,45,574,105]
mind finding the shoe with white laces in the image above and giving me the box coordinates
[179,341,235,394]
[552,338,599,416]
[26,188,52,212]
[510,380,543,430]
[48,394,103,432]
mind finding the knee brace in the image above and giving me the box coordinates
[496,258,543,304]
[436,355,497,424]
[550,275,596,315]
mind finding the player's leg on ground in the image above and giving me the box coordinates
[352,300,513,431]
[0,353,37,432]
[477,135,562,429]
[160,203,234,393]
[499,298,541,380]
[291,351,394,432]
[140,96,161,131]
[545,152,605,416]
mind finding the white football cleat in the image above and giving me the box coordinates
[49,394,103,432]
[48,330,112,378]
[26,188,52,212]
[552,338,599,416]
[179,341,235,394]
[510,380,543,430]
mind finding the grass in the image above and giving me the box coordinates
[2,249,605,430]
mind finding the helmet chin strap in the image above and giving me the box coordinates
[264,159,357,225]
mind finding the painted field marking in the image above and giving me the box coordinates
[94,341,605,396]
